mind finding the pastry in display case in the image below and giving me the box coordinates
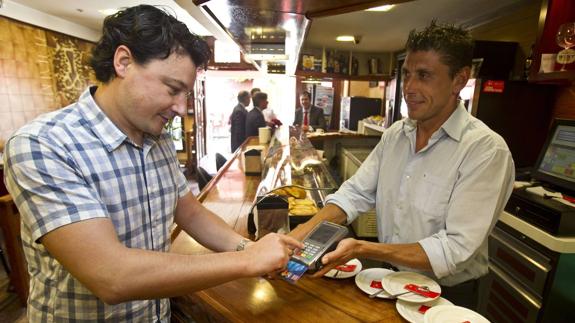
[248,126,338,239]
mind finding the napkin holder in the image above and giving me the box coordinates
[243,148,262,175]
[249,195,289,240]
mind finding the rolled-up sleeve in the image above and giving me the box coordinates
[325,138,385,224]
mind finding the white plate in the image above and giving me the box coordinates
[354,268,395,299]
[423,305,490,323]
[382,271,441,303]
[324,258,362,279]
[396,297,453,323]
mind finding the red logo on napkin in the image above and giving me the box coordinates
[335,264,357,272]
[370,280,382,289]
[417,305,431,314]
[404,284,440,298]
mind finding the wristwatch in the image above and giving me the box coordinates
[235,238,251,251]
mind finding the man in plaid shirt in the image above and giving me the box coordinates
[3,5,301,322]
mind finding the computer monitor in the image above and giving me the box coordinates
[532,119,575,195]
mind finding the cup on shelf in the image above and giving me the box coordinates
[539,53,556,73]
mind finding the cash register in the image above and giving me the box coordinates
[506,118,575,236]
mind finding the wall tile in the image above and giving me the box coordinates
[0,94,10,110]
[9,24,26,45]
[3,59,17,77]
[0,42,14,60]
[1,16,94,145]
[0,78,7,94]
[8,94,22,110]
[0,113,14,134]
[0,19,9,41]
[6,77,20,94]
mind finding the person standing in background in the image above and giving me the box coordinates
[293,91,326,131]
[245,91,269,137]
[248,87,261,111]
[3,5,301,321]
[229,90,250,152]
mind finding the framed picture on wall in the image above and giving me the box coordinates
[314,85,334,116]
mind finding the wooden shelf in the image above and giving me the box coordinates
[530,71,575,84]
[296,69,391,82]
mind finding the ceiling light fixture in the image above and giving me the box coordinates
[336,35,361,44]
[336,35,355,42]
[365,5,395,12]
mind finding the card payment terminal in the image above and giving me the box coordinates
[291,221,348,272]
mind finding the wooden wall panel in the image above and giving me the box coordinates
[551,83,575,120]
[0,17,95,149]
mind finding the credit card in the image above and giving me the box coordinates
[281,260,309,284]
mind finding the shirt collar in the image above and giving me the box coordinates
[401,101,468,142]
[76,87,130,152]
[441,101,468,142]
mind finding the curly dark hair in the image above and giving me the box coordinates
[90,5,211,82]
[405,20,473,78]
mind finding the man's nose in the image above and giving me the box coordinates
[171,94,187,116]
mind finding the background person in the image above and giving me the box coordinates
[290,21,514,310]
[3,5,301,322]
[245,91,270,137]
[229,90,250,152]
[293,91,326,131]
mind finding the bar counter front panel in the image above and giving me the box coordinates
[169,134,404,322]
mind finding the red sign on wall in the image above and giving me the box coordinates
[482,80,505,93]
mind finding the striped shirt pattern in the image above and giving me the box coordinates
[4,87,189,322]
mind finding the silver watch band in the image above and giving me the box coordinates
[235,238,251,251]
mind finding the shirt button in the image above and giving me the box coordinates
[406,175,410,179]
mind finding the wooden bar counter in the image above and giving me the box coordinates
[170,136,405,322]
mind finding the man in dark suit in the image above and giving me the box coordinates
[229,90,250,152]
[245,92,269,137]
[293,91,326,131]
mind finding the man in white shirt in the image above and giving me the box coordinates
[290,21,514,310]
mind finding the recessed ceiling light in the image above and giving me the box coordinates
[365,5,395,12]
[98,8,119,16]
[336,35,355,42]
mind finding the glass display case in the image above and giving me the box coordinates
[248,126,338,239]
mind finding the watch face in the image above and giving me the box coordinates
[236,238,250,251]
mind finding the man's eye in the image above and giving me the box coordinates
[167,86,180,96]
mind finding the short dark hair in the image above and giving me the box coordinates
[90,5,211,82]
[250,88,261,96]
[237,90,250,102]
[300,91,311,100]
[253,92,268,107]
[405,20,473,78]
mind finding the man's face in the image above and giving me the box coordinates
[300,95,311,109]
[241,96,251,107]
[402,50,467,127]
[118,51,197,137]
[259,97,269,110]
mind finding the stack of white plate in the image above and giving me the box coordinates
[354,270,489,323]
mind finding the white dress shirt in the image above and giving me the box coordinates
[326,102,515,286]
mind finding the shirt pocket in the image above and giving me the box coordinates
[411,173,452,218]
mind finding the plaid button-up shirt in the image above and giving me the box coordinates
[4,87,189,322]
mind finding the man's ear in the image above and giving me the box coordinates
[113,45,133,78]
[452,66,471,94]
